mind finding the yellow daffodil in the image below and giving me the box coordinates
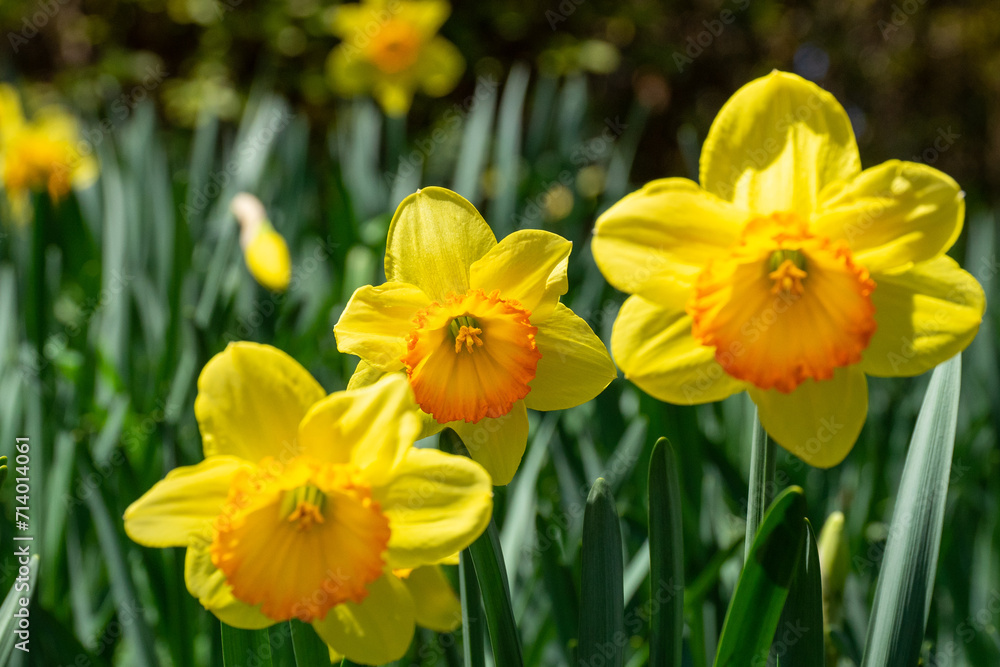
[0,83,97,224]
[124,342,492,665]
[231,193,292,292]
[326,0,464,116]
[593,71,985,468]
[335,187,617,485]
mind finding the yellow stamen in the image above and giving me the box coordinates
[280,484,327,531]
[688,212,876,393]
[212,459,390,622]
[454,325,484,353]
[287,501,325,531]
[768,258,808,296]
[403,289,541,423]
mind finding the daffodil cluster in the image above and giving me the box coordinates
[0,84,97,224]
[125,343,493,664]
[593,71,984,467]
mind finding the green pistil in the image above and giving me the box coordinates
[449,315,480,339]
[279,484,326,519]
[768,249,807,272]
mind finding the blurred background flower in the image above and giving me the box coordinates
[325,0,464,116]
[1,2,999,666]
[0,83,97,224]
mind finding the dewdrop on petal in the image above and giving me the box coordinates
[231,193,291,292]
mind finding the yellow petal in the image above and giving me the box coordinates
[376,447,493,568]
[0,83,25,136]
[374,80,415,117]
[33,107,82,144]
[195,342,325,461]
[469,230,570,322]
[592,178,747,299]
[861,256,984,377]
[750,366,868,468]
[124,457,250,548]
[346,364,448,440]
[385,187,496,301]
[700,71,861,216]
[435,552,460,566]
[335,282,431,371]
[326,45,374,96]
[402,565,462,632]
[450,401,529,486]
[812,160,965,273]
[245,227,291,292]
[611,295,746,405]
[347,359,387,390]
[312,573,416,665]
[297,374,422,484]
[417,410,448,440]
[527,303,616,411]
[71,152,99,190]
[415,36,465,98]
[327,2,377,37]
[184,542,274,629]
[399,0,451,37]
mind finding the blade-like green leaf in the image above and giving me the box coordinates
[0,554,38,665]
[452,76,499,203]
[468,518,524,667]
[860,354,962,667]
[222,623,274,667]
[83,463,158,667]
[578,477,624,667]
[536,513,579,661]
[648,438,684,667]
[488,63,530,236]
[290,619,331,667]
[745,406,777,562]
[774,520,824,666]
[460,549,486,667]
[714,486,807,667]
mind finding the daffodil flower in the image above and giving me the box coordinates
[124,343,492,665]
[335,187,617,484]
[0,83,97,224]
[593,71,985,468]
[326,0,464,116]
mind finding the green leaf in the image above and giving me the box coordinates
[460,550,486,667]
[745,406,777,562]
[0,554,38,665]
[222,623,274,667]
[536,513,579,661]
[860,354,962,667]
[452,76,498,203]
[82,463,159,667]
[774,520,824,666]
[468,518,523,667]
[290,619,331,667]
[648,438,684,667]
[714,486,807,667]
[578,477,625,667]
[488,63,530,236]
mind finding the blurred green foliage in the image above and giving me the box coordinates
[0,0,998,666]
